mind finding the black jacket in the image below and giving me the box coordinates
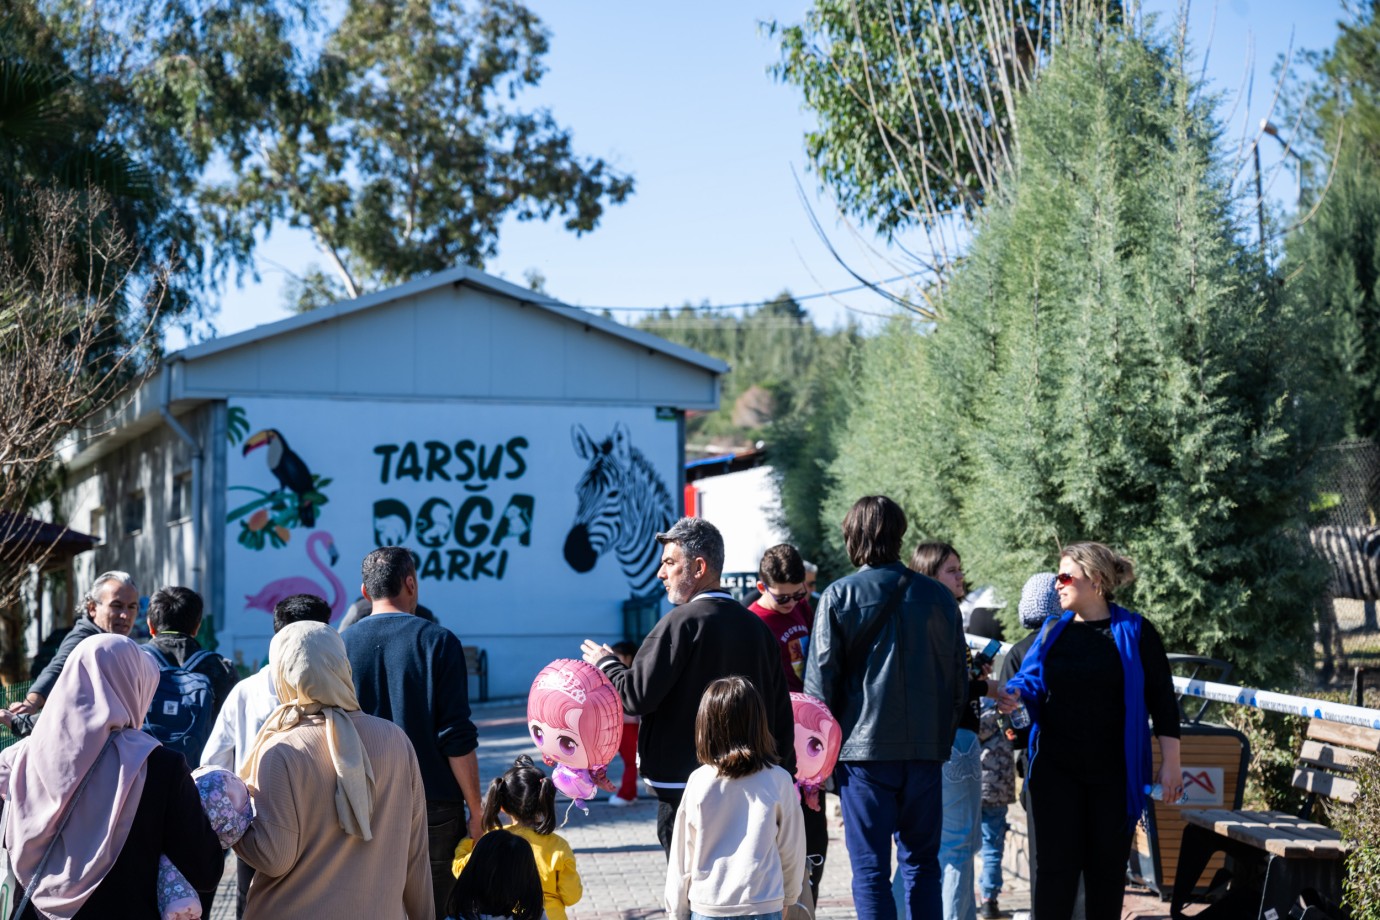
[15,746,223,918]
[805,562,968,762]
[29,615,105,700]
[596,592,796,788]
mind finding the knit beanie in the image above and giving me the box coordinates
[1018,572,1061,629]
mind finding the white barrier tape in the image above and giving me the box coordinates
[1173,677,1380,730]
[964,632,1380,729]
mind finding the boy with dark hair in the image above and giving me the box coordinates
[748,542,827,903]
[145,586,239,728]
[203,592,332,918]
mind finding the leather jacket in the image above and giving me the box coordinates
[804,562,968,762]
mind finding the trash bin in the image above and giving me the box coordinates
[1129,655,1251,900]
[622,594,662,644]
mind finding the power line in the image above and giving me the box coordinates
[531,272,922,315]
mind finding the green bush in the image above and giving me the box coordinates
[1221,705,1314,815]
[1217,690,1364,818]
[1333,752,1380,920]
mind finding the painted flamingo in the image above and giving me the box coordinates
[244,531,346,623]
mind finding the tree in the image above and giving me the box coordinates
[633,295,860,570]
[826,29,1334,688]
[200,0,635,309]
[1281,4,1380,443]
[8,0,633,316]
[770,0,1121,240]
[0,186,162,680]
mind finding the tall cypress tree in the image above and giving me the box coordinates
[827,30,1334,687]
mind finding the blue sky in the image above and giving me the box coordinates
[197,0,1345,345]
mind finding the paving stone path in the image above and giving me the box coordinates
[211,700,1185,919]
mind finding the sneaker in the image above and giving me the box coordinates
[981,898,1001,919]
[607,794,636,807]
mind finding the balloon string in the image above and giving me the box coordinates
[560,797,588,828]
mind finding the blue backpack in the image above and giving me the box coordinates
[140,646,215,763]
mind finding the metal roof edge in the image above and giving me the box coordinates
[173,265,729,375]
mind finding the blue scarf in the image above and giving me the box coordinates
[1005,604,1150,829]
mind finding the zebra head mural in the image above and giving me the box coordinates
[563,422,675,598]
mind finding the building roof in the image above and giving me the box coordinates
[176,265,728,374]
[64,265,729,470]
[0,512,98,569]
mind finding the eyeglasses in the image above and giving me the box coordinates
[1055,572,1076,586]
[765,586,809,604]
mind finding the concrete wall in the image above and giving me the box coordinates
[54,404,215,641]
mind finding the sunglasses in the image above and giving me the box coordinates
[1055,572,1077,586]
[765,586,809,604]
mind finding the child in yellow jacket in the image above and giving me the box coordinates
[454,755,582,920]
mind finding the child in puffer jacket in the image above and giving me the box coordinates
[158,766,254,920]
[978,701,1016,919]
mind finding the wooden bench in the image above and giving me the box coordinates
[1170,719,1380,920]
[462,645,488,703]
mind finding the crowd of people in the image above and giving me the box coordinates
[0,494,1182,920]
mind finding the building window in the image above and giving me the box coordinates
[90,508,105,544]
[123,492,145,537]
[169,472,192,523]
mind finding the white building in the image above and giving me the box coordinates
[56,266,725,697]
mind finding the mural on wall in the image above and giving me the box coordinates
[221,399,679,683]
[243,531,347,623]
[372,438,536,583]
[562,422,675,598]
[226,411,332,550]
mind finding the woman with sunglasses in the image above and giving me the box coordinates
[1003,542,1181,920]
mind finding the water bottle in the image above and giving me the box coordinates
[1008,702,1031,729]
[1144,783,1188,804]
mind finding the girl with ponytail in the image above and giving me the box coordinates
[451,755,582,920]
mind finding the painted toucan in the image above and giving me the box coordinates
[243,429,318,526]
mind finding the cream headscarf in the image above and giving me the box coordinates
[240,621,375,840]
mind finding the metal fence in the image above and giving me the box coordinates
[0,679,33,752]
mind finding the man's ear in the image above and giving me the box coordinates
[360,582,371,602]
[190,617,203,639]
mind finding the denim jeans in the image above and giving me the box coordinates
[979,804,1009,899]
[690,913,782,920]
[941,730,983,920]
[838,759,943,920]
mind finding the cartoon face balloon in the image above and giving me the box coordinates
[527,659,622,773]
[790,692,842,785]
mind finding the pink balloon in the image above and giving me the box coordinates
[527,659,623,775]
[790,692,842,786]
[552,765,598,804]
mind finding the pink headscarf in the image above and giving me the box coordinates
[0,633,161,919]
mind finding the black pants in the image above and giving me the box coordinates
[428,799,469,918]
[802,791,829,904]
[1028,767,1131,920]
[653,786,684,858]
[235,856,255,918]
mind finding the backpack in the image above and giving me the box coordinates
[140,646,215,762]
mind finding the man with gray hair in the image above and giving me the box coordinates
[12,570,139,715]
[581,516,795,856]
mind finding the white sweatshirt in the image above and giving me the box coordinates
[665,762,806,919]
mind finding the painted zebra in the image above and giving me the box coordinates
[1308,524,1380,681]
[1310,525,1380,600]
[563,422,675,598]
